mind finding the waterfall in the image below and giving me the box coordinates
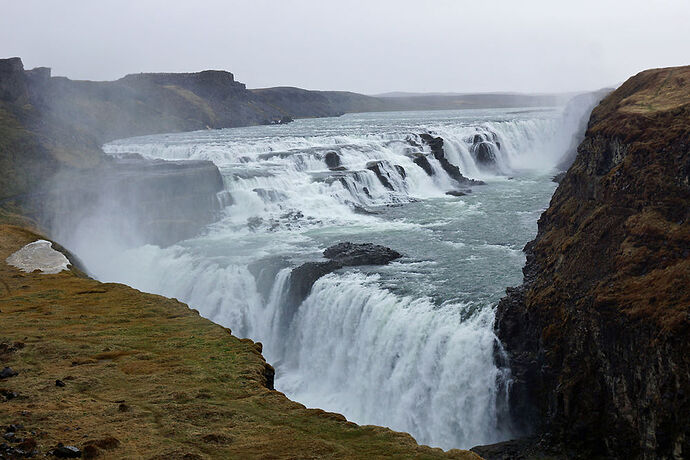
[59,108,576,450]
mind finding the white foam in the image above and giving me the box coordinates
[6,240,70,274]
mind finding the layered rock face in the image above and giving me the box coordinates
[0,58,226,248]
[36,157,225,247]
[495,66,690,458]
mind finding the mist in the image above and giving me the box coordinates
[2,0,689,94]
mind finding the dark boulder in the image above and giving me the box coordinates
[366,161,394,190]
[468,130,501,168]
[287,260,343,304]
[282,260,343,328]
[0,367,18,379]
[282,242,402,329]
[324,151,341,169]
[473,142,497,165]
[52,444,82,458]
[394,165,406,179]
[419,133,444,154]
[419,133,485,186]
[323,242,402,266]
[1,389,18,400]
[263,363,275,390]
[412,153,434,176]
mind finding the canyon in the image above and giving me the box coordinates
[1,55,688,459]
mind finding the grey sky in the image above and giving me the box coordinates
[2,0,689,94]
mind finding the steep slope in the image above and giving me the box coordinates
[0,225,479,459]
[495,66,690,458]
[251,86,389,118]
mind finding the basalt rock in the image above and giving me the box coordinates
[324,151,341,169]
[0,367,18,379]
[493,65,690,458]
[467,131,501,169]
[394,165,406,179]
[473,142,496,165]
[283,243,402,328]
[412,153,434,176]
[366,161,395,190]
[418,133,485,186]
[323,242,402,266]
[282,260,344,328]
[0,57,29,103]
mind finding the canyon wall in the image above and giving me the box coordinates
[495,66,690,458]
[0,58,224,247]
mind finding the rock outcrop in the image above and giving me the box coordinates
[494,66,690,458]
[0,58,227,248]
[0,57,29,103]
[38,156,225,247]
[282,243,403,329]
[419,134,485,186]
[366,160,396,190]
[467,131,502,170]
[323,242,402,266]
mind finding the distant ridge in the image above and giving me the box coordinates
[373,90,579,98]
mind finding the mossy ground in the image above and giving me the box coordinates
[0,224,478,459]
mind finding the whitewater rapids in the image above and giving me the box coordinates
[55,106,588,449]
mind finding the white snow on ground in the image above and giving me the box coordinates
[6,240,70,274]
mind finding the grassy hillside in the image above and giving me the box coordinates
[0,224,479,459]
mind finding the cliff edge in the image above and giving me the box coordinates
[495,66,690,458]
[0,225,479,459]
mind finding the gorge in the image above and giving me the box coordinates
[1,55,688,459]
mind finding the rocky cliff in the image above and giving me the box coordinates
[494,66,690,458]
[0,58,225,247]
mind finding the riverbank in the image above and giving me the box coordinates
[0,224,478,459]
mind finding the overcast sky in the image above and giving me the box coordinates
[2,0,689,94]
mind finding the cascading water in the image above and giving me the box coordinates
[57,107,581,450]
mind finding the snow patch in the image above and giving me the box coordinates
[6,240,70,274]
